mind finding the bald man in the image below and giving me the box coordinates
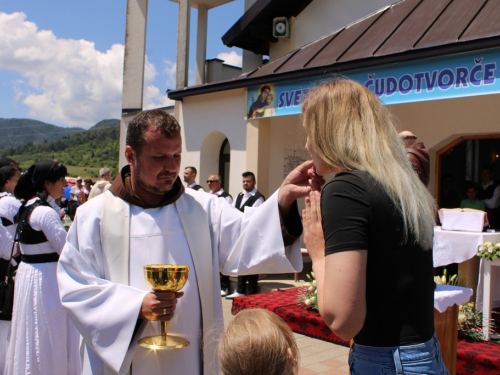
[399,131,430,187]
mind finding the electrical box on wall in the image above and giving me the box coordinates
[273,17,290,38]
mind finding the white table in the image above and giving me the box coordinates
[433,227,500,267]
[432,227,500,341]
[433,285,473,374]
[434,284,473,312]
[481,258,500,340]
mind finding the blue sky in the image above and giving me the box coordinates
[0,0,245,128]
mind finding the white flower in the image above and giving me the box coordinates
[458,314,467,324]
[312,280,317,287]
[488,247,494,253]
[305,299,311,307]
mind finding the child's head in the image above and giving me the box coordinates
[218,309,299,375]
[465,182,479,202]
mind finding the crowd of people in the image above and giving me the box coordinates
[3,78,497,374]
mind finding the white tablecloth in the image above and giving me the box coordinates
[434,284,473,313]
[433,227,500,267]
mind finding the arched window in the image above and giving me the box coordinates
[219,138,230,192]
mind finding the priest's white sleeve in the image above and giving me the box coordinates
[57,202,148,374]
[214,190,303,276]
[0,224,13,260]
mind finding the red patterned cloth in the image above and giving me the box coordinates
[231,287,350,347]
[456,338,500,374]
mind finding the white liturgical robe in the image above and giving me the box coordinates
[57,188,302,375]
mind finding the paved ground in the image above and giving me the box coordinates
[221,269,350,375]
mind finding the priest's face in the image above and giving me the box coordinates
[126,130,182,202]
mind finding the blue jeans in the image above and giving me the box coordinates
[349,335,449,374]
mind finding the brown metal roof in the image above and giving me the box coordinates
[169,0,500,100]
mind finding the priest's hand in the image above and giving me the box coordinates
[140,291,184,321]
[278,160,325,218]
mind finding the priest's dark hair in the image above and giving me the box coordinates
[0,166,19,192]
[126,109,181,155]
[14,160,67,202]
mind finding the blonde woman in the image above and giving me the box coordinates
[301,79,447,374]
[218,309,299,375]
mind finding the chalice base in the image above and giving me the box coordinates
[138,334,190,350]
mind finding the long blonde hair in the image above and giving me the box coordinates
[218,309,299,375]
[302,79,436,247]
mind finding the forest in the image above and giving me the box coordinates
[0,119,120,178]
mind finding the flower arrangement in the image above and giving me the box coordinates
[477,242,500,261]
[458,302,489,341]
[297,273,318,311]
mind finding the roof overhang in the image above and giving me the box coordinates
[221,0,313,55]
[168,37,500,100]
[170,0,500,100]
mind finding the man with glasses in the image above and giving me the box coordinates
[207,174,232,204]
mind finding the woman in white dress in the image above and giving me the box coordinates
[4,161,80,375]
[0,165,22,375]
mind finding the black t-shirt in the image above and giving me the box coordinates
[322,170,434,346]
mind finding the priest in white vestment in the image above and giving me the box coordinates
[57,110,324,375]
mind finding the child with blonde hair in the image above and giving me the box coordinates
[218,308,299,375]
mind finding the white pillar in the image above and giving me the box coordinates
[122,0,148,111]
[195,5,208,85]
[176,0,191,89]
[120,0,148,168]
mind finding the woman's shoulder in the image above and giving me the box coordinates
[323,170,370,193]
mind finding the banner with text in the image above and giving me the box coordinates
[246,48,500,119]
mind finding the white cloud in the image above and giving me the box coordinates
[162,60,177,89]
[142,59,176,110]
[0,12,171,127]
[217,51,242,68]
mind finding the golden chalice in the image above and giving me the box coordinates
[138,264,190,350]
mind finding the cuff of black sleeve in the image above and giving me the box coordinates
[280,200,303,247]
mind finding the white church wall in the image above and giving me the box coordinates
[179,88,247,197]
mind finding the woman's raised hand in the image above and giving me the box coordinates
[302,190,325,261]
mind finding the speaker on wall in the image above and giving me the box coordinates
[273,17,290,39]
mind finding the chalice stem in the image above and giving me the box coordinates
[161,321,169,337]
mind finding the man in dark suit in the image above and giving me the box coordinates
[183,166,204,191]
[226,172,265,299]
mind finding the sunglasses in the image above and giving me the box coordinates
[206,180,219,183]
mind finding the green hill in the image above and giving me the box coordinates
[0,119,85,149]
[0,119,120,178]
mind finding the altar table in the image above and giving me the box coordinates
[433,227,500,301]
[434,284,473,374]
